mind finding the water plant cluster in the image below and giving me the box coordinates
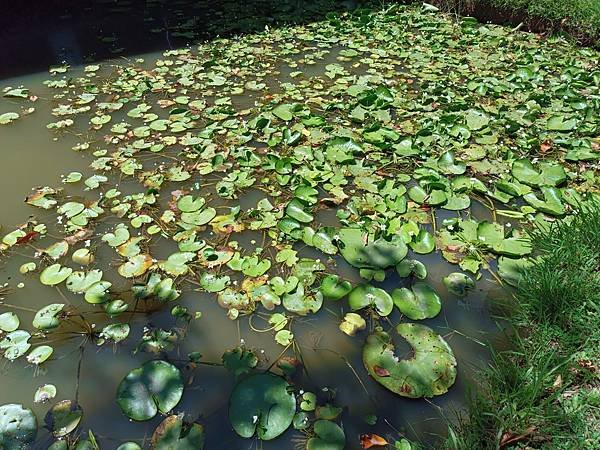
[0,3,598,449]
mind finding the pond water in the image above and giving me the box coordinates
[0,56,506,450]
[2,3,596,449]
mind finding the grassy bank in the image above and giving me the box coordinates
[446,202,600,449]
[424,0,600,45]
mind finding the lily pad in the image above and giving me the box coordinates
[229,373,295,440]
[391,283,441,320]
[0,404,37,449]
[45,400,82,437]
[116,360,184,421]
[348,284,393,316]
[319,275,352,300]
[362,324,457,398]
[338,228,407,269]
[306,420,345,450]
[40,264,73,286]
[33,304,65,330]
[150,415,204,450]
[443,273,475,296]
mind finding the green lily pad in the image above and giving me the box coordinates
[34,384,57,403]
[158,252,196,276]
[177,195,205,212]
[222,347,258,377]
[409,230,435,254]
[285,198,313,223]
[338,228,407,269]
[348,284,393,316]
[396,260,427,279]
[84,281,112,304]
[0,404,37,449]
[45,400,82,437]
[319,275,352,300]
[116,360,184,421]
[33,304,65,330]
[392,283,441,320]
[40,264,73,286]
[362,324,457,398]
[26,345,53,365]
[229,373,295,440]
[0,313,19,332]
[0,331,31,361]
[443,273,475,296]
[306,420,345,450]
[283,284,323,315]
[150,415,204,450]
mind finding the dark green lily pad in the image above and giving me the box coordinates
[319,275,352,300]
[338,228,407,269]
[44,400,82,437]
[116,360,184,421]
[443,273,475,296]
[348,284,393,316]
[150,415,204,450]
[392,283,441,320]
[229,373,295,440]
[306,420,345,450]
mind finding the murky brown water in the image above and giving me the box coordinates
[0,53,510,449]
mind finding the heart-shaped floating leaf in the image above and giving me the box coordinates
[118,254,154,278]
[66,270,103,293]
[177,195,205,213]
[392,283,441,320]
[338,228,407,269]
[443,272,475,296]
[26,345,53,365]
[306,420,345,450]
[348,284,393,316]
[0,403,37,449]
[44,400,82,437]
[319,275,352,300]
[285,198,313,223]
[150,414,204,450]
[40,264,73,286]
[84,281,112,304]
[229,373,295,440]
[0,312,19,332]
[33,304,65,330]
[0,330,31,361]
[395,259,427,279]
[409,229,435,254]
[223,347,258,377]
[282,283,323,315]
[363,324,457,398]
[117,360,183,421]
[100,324,131,343]
[158,252,196,276]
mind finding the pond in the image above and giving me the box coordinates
[0,3,598,450]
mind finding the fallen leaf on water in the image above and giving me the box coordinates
[360,433,389,448]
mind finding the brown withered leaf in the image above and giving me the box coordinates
[360,433,389,448]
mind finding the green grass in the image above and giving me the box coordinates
[424,0,600,44]
[446,202,600,449]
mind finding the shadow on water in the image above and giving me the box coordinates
[0,0,373,79]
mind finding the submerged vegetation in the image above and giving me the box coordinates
[0,1,599,449]
[448,202,600,449]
